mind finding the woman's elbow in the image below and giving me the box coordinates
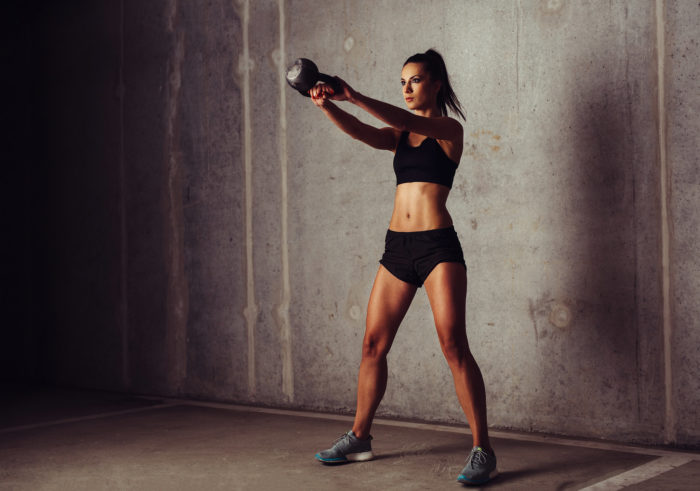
[394,118,409,133]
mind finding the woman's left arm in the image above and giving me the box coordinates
[350,91,462,141]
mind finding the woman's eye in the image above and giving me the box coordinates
[412,78,420,84]
[400,81,406,86]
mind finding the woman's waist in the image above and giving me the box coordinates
[388,207,453,232]
[389,183,452,231]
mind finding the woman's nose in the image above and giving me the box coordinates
[403,83,412,94]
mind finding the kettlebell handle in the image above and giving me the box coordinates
[309,73,341,98]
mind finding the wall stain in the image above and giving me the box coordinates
[344,36,355,53]
[542,0,564,13]
[528,298,540,344]
[529,294,597,347]
[535,0,571,27]
[346,281,366,323]
[549,302,572,328]
[268,47,282,70]
[466,129,503,161]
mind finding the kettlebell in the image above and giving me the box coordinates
[285,58,341,97]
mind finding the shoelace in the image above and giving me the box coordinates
[333,432,350,445]
[469,448,488,468]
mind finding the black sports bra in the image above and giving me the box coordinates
[392,131,458,189]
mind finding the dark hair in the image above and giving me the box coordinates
[403,49,465,120]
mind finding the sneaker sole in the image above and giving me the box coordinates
[457,469,499,485]
[346,451,374,462]
[315,451,374,464]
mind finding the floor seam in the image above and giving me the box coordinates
[577,455,693,490]
[0,403,179,434]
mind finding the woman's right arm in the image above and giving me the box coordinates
[311,85,398,152]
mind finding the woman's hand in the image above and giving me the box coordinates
[309,83,334,108]
[309,76,357,106]
[328,76,356,102]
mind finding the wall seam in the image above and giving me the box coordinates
[655,0,675,444]
[515,0,521,118]
[240,0,257,398]
[277,0,294,402]
[164,0,188,394]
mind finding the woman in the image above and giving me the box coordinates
[310,49,498,485]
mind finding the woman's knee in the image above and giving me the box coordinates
[439,335,469,366]
[361,332,392,360]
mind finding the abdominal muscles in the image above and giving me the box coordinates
[388,182,453,232]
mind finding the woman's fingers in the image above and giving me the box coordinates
[309,86,322,100]
[308,78,353,103]
[311,94,325,107]
[309,84,336,106]
[309,84,334,98]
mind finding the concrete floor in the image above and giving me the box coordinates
[1,386,698,490]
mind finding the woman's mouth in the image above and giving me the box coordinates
[405,97,414,102]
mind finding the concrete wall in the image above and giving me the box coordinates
[667,0,700,447]
[2,3,37,384]
[32,1,125,388]
[27,0,699,447]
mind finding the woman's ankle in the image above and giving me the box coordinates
[352,427,370,440]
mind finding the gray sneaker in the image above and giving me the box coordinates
[315,431,374,464]
[457,446,498,485]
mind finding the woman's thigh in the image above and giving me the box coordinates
[423,262,468,347]
[363,265,418,350]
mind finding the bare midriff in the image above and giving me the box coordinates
[388,182,453,232]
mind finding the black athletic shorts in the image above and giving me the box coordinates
[379,226,467,287]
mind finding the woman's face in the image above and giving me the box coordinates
[401,62,441,111]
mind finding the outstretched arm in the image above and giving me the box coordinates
[351,91,462,141]
[329,77,462,142]
[310,84,398,151]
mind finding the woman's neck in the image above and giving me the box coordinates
[414,106,441,118]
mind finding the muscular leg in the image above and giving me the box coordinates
[424,262,492,452]
[352,265,417,439]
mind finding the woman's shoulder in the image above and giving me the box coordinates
[426,116,463,143]
[432,117,463,144]
[442,116,463,133]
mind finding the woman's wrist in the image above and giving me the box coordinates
[320,99,337,112]
[348,90,362,105]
